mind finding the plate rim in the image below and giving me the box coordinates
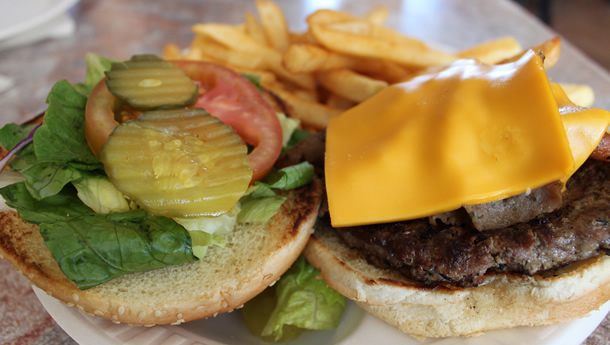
[0,0,79,41]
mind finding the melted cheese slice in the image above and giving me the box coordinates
[551,83,610,180]
[325,51,610,227]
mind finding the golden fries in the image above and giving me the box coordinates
[245,12,269,46]
[499,36,562,69]
[458,36,522,64]
[363,6,389,25]
[256,0,290,51]
[316,69,388,103]
[558,82,595,107]
[163,2,592,131]
[262,78,343,130]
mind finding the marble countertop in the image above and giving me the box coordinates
[0,0,608,344]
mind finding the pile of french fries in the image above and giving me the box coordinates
[163,0,594,131]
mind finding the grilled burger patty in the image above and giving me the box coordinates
[332,159,610,287]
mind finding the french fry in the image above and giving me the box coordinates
[282,43,354,73]
[558,82,595,107]
[499,36,562,69]
[351,58,412,84]
[192,23,315,90]
[310,21,457,68]
[256,0,291,52]
[306,9,358,26]
[245,11,269,46]
[262,78,343,130]
[458,36,522,64]
[292,88,319,102]
[163,43,184,60]
[192,35,267,69]
[289,31,317,44]
[534,36,562,69]
[316,68,388,103]
[326,92,356,110]
[364,6,389,25]
[282,43,410,83]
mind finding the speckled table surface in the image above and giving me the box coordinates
[0,0,608,344]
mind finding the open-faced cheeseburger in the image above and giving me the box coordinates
[301,50,610,339]
[0,54,342,329]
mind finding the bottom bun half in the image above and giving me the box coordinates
[304,221,610,339]
[0,177,323,326]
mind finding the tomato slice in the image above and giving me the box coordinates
[85,60,283,182]
[85,80,118,158]
[173,61,283,182]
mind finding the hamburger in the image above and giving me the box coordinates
[298,50,610,339]
[0,53,335,328]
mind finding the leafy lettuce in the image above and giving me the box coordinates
[238,161,314,223]
[242,256,346,342]
[0,182,196,289]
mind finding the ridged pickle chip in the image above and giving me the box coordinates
[105,54,199,111]
[100,108,252,218]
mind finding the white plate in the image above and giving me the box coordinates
[34,287,610,345]
[0,0,78,41]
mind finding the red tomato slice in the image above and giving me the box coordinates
[173,61,283,182]
[85,80,118,158]
[85,60,283,182]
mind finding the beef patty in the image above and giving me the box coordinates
[332,159,610,287]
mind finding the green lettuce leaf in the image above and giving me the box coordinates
[238,187,287,223]
[237,162,314,224]
[276,112,300,148]
[0,123,38,152]
[3,80,104,199]
[72,175,133,214]
[241,73,263,91]
[264,161,314,190]
[0,182,93,224]
[73,53,120,96]
[187,230,227,260]
[34,80,102,166]
[42,209,196,289]
[0,182,196,289]
[284,129,311,153]
[174,205,240,259]
[242,256,346,342]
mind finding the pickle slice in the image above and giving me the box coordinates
[100,108,252,218]
[105,54,198,111]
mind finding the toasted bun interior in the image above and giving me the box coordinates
[0,177,323,326]
[304,221,610,339]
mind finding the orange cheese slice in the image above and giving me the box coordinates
[326,51,577,227]
[551,83,610,180]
